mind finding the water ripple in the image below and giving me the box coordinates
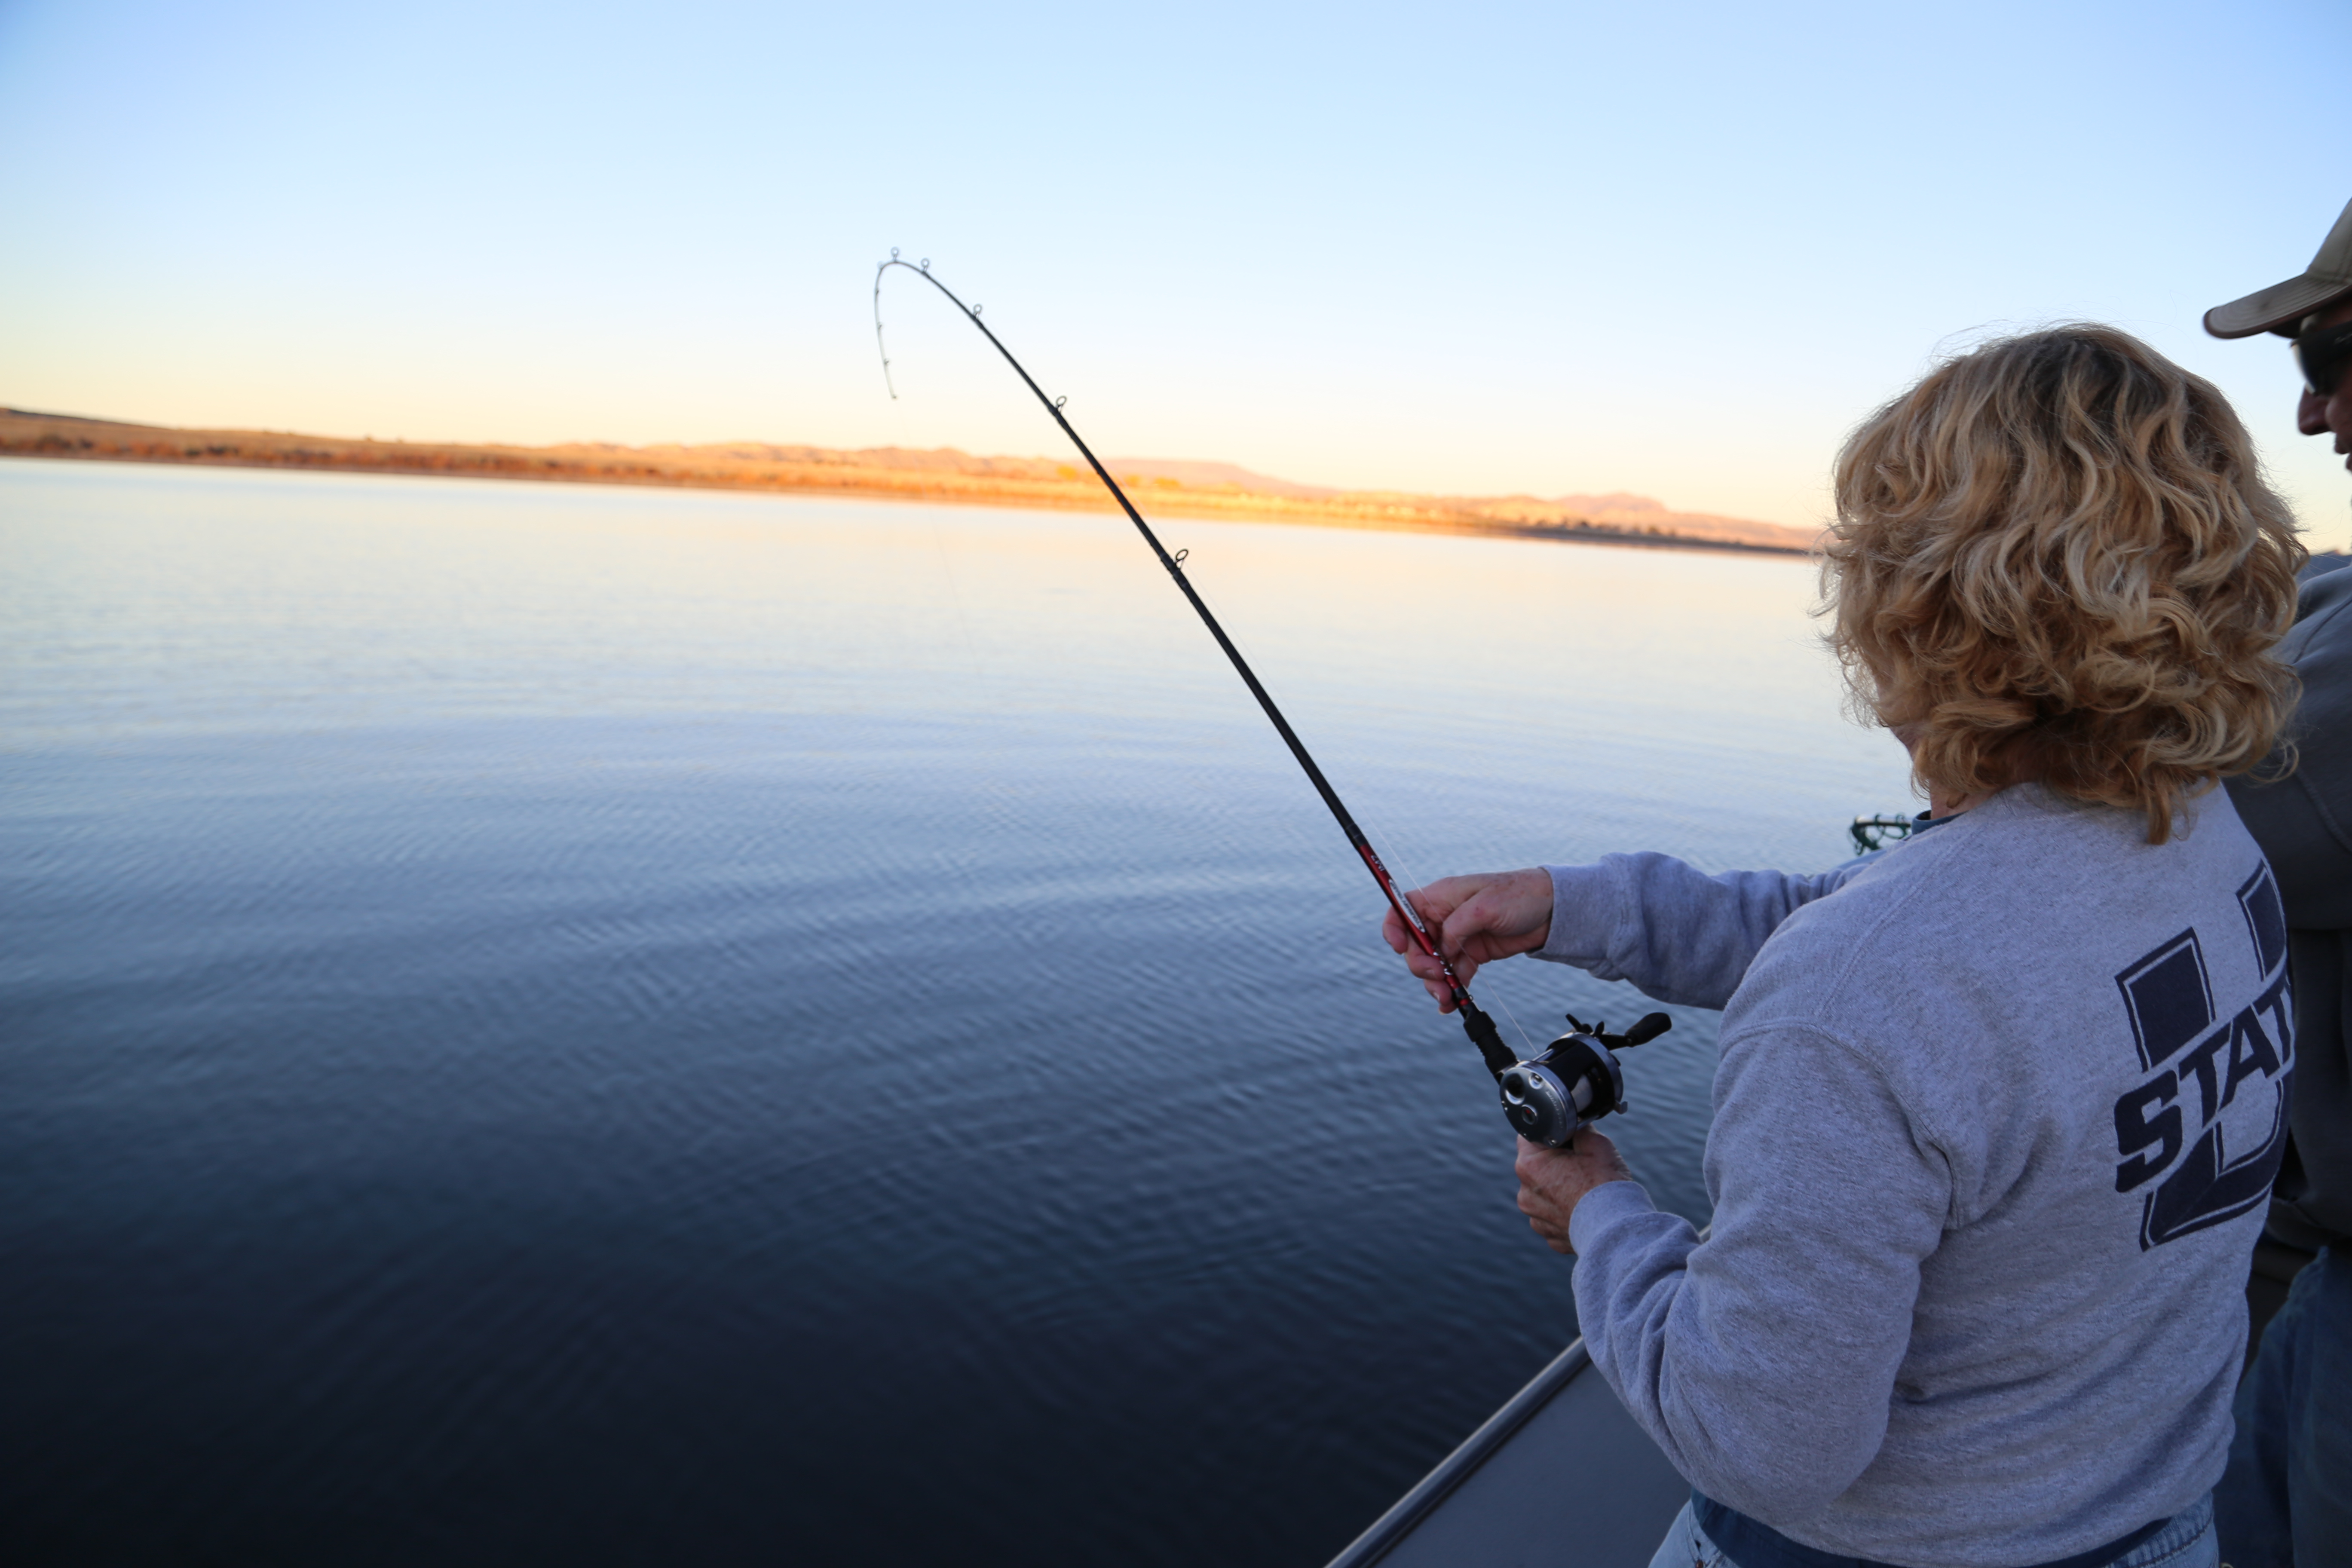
[0,460,1912,1566]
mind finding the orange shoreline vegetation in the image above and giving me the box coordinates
[0,408,1821,557]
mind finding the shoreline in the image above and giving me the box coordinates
[0,408,1819,559]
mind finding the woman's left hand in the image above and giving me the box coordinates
[1380,868,1555,1010]
[1514,1131,1634,1255]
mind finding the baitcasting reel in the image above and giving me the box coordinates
[1499,1011,1672,1148]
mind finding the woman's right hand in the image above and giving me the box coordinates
[1381,868,1556,1011]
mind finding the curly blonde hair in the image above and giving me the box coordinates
[1824,325,2304,843]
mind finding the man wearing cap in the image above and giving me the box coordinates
[2206,196,2352,1565]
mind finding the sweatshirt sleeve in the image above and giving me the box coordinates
[1568,1024,1951,1526]
[1535,853,1857,1009]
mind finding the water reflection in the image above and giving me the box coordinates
[0,459,1911,1566]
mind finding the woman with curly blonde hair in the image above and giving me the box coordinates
[1385,327,2304,1568]
[1827,323,2301,842]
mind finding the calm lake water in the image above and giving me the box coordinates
[0,459,1911,1566]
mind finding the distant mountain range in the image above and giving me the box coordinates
[0,410,1820,556]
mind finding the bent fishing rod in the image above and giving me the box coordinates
[872,253,1668,1145]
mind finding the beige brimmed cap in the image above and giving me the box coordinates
[2205,197,2352,339]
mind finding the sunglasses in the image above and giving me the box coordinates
[2296,318,2352,398]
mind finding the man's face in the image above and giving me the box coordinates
[2297,297,2352,472]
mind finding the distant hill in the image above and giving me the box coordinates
[0,409,1820,557]
[1092,457,1338,499]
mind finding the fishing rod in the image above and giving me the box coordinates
[872,253,1669,1144]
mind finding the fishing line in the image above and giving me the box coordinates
[1130,526,1540,1055]
[873,251,1522,1081]
[1135,533,1541,1059]
[1082,490,1545,1058]
[916,507,1019,885]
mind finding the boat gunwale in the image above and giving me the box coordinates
[1322,1335,1597,1568]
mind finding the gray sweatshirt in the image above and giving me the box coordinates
[1540,784,2288,1565]
[2228,564,2352,1250]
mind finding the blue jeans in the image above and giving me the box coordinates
[2216,1243,2352,1566]
[1646,1494,2216,1568]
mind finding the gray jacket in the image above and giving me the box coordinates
[2227,564,2352,1250]
[1540,786,2282,1564]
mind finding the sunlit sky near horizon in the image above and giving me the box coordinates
[2,0,2347,536]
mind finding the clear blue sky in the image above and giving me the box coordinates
[2,0,2346,534]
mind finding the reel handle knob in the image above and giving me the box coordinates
[1620,1012,1672,1048]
